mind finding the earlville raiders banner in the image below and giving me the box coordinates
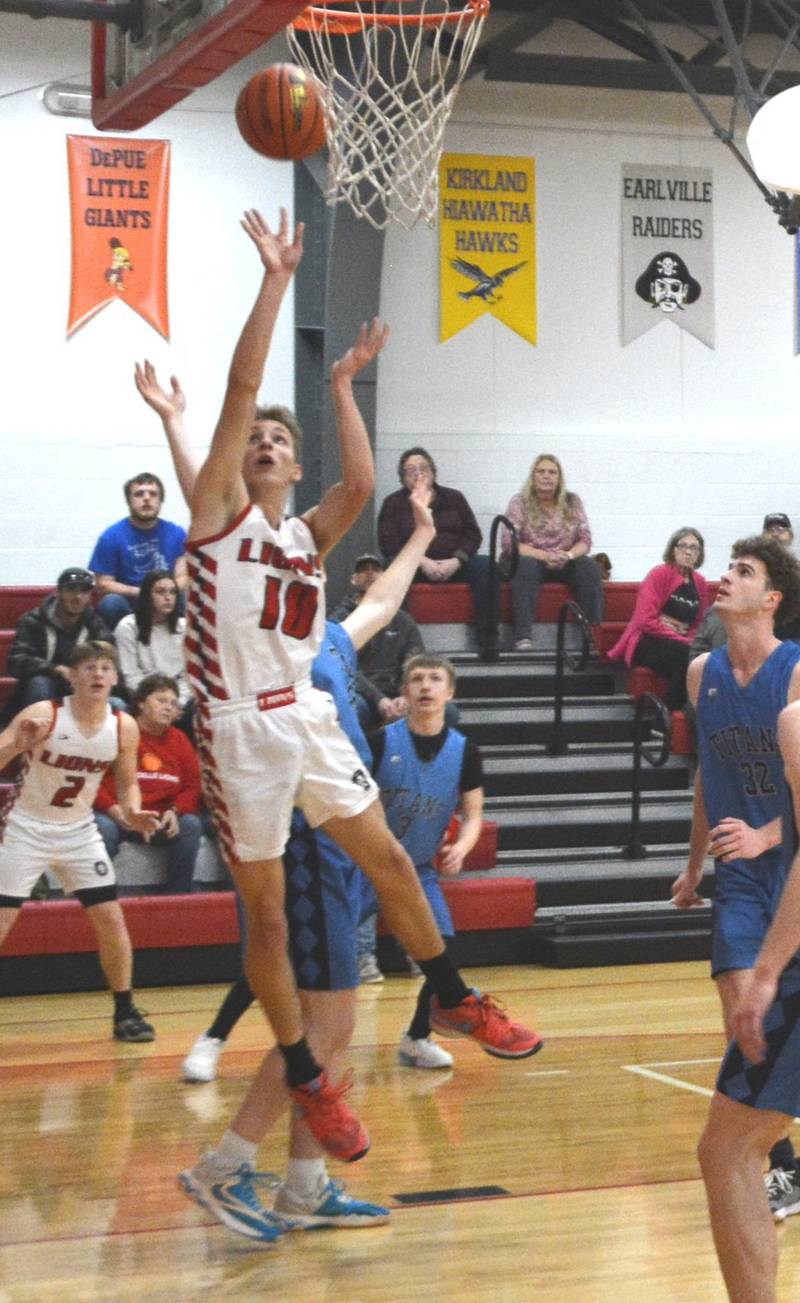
[621,164,714,348]
[67,136,170,339]
[440,153,536,345]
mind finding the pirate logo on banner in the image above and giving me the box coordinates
[635,252,702,315]
[621,163,714,348]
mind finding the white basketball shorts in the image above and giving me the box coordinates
[0,810,115,899]
[197,682,378,863]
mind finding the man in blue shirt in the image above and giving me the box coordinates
[88,472,187,628]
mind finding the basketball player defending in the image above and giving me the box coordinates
[667,538,800,1299]
[180,209,541,1166]
[0,642,159,1041]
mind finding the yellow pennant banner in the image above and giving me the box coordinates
[439,152,536,345]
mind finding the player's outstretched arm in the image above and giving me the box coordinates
[0,704,54,772]
[190,208,304,539]
[305,319,389,560]
[734,701,800,1061]
[113,714,160,839]
[134,361,199,509]
[343,479,434,652]
[439,787,484,877]
[672,769,709,908]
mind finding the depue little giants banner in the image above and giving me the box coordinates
[67,136,170,338]
[621,163,714,348]
[440,153,536,345]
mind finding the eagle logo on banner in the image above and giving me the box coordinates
[450,258,528,303]
[440,152,536,345]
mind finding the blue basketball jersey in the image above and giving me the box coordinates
[697,641,800,887]
[312,619,371,769]
[375,719,465,870]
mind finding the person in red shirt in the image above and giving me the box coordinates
[94,673,203,893]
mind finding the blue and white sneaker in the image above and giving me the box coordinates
[179,1158,293,1243]
[274,1176,390,1228]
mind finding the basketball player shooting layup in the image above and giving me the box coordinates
[181,208,541,1164]
[0,641,160,1042]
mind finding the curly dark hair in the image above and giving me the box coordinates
[730,536,800,625]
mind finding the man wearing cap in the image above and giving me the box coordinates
[764,512,794,547]
[2,568,113,723]
[333,553,425,728]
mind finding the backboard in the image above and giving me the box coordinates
[91,0,309,131]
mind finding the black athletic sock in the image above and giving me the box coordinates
[207,978,255,1042]
[769,1138,797,1172]
[113,990,133,1022]
[407,980,434,1040]
[416,951,470,1009]
[279,1036,324,1088]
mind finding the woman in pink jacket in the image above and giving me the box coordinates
[608,526,710,709]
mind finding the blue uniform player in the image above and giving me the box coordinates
[364,653,518,1069]
[671,536,800,1303]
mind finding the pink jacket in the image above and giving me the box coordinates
[607,563,710,667]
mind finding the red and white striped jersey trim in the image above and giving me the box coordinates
[185,550,229,703]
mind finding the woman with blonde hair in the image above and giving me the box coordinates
[504,454,603,650]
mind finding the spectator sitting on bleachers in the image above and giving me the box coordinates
[377,446,492,656]
[94,673,203,894]
[608,526,710,710]
[2,567,112,725]
[89,472,188,628]
[504,454,604,650]
[115,570,192,730]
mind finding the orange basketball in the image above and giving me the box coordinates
[235,64,326,161]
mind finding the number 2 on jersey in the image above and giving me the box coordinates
[259,575,319,640]
[51,775,86,808]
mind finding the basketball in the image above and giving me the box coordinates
[235,64,326,161]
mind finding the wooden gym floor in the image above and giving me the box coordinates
[3,962,800,1302]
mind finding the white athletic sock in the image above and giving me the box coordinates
[207,1130,258,1176]
[284,1157,327,1199]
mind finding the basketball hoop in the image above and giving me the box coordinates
[288,0,490,230]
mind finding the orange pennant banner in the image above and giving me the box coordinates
[67,135,170,339]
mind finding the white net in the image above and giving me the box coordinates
[288,0,489,230]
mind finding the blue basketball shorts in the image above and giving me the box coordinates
[711,860,789,978]
[717,956,800,1117]
[284,810,368,992]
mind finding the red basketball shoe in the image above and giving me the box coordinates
[429,991,543,1059]
[289,1070,370,1163]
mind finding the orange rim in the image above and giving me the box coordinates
[293,0,489,35]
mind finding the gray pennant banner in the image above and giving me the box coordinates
[621,164,715,348]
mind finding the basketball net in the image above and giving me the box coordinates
[289,0,489,230]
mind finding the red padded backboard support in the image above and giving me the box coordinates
[92,0,309,131]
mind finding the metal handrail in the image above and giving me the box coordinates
[621,691,672,859]
[546,601,591,757]
[478,515,518,662]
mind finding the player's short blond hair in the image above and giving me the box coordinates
[69,640,119,669]
[402,653,456,690]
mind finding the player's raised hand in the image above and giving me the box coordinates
[241,207,304,277]
[127,809,161,841]
[733,968,776,1064]
[134,360,186,423]
[409,478,435,532]
[13,715,51,754]
[670,867,704,909]
[331,318,390,382]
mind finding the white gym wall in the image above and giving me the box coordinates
[1,13,799,584]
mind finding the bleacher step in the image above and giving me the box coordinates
[530,905,712,967]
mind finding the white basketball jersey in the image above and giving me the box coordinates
[12,699,120,826]
[185,507,325,702]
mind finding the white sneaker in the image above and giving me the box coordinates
[358,954,384,984]
[397,1034,454,1070]
[274,1176,390,1228]
[514,638,534,651]
[182,1034,225,1083]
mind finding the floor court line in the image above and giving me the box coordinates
[622,1064,714,1098]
